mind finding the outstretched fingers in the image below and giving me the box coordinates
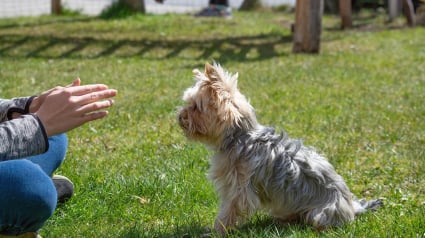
[69,84,110,97]
[77,99,115,115]
[82,110,110,123]
[69,86,117,122]
[71,88,117,105]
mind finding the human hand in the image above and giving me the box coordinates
[29,78,81,113]
[9,78,81,119]
[34,79,117,137]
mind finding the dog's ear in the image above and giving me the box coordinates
[192,68,203,81]
[205,62,218,81]
[205,62,213,75]
[192,63,216,83]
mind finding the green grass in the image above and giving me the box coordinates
[0,10,424,237]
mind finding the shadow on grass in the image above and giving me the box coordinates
[0,32,291,63]
[324,11,410,32]
[117,215,312,238]
[117,222,211,238]
[0,16,96,30]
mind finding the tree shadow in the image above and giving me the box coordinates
[0,32,292,63]
[324,10,411,32]
[0,16,95,30]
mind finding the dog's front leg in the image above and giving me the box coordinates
[214,187,257,236]
[214,199,241,236]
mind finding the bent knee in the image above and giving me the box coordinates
[0,160,57,224]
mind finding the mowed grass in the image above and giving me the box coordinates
[0,10,424,237]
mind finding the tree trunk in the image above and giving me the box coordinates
[124,0,146,13]
[292,0,324,54]
[388,0,402,21]
[239,0,260,10]
[339,0,352,29]
[51,0,61,15]
[402,0,416,26]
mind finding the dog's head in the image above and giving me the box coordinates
[178,63,257,146]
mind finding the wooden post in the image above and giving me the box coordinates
[124,0,146,13]
[51,0,61,15]
[402,0,416,26]
[388,0,401,21]
[339,0,352,29]
[292,0,324,54]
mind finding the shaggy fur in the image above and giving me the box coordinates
[178,63,382,235]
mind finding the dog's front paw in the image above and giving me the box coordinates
[213,221,227,236]
[199,226,213,238]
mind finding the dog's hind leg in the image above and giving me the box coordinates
[304,198,356,230]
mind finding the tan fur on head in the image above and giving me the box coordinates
[178,63,257,147]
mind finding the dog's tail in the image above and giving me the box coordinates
[353,198,383,215]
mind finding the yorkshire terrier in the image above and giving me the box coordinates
[178,63,383,235]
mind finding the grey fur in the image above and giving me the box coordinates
[216,125,382,228]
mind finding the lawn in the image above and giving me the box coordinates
[0,9,424,238]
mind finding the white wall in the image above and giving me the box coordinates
[0,0,296,18]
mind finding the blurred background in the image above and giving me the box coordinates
[0,0,295,17]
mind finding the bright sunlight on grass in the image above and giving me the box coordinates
[0,9,424,237]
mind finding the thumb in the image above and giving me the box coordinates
[67,78,81,87]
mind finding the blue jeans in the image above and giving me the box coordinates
[0,134,68,236]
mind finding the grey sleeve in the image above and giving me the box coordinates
[0,96,35,122]
[0,105,48,161]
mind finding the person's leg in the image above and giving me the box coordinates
[0,160,57,236]
[0,134,70,236]
[25,134,68,176]
[196,0,231,17]
[26,134,74,203]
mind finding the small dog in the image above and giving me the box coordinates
[178,63,382,235]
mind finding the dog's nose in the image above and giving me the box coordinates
[178,112,186,125]
[179,110,187,121]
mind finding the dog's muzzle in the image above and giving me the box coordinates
[178,109,188,129]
